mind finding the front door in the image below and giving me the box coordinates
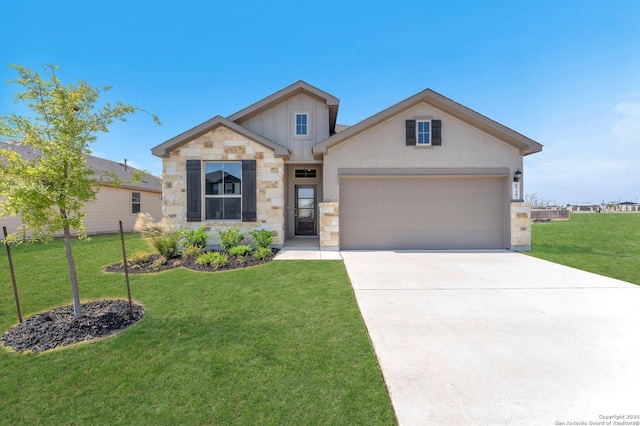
[295,184,317,235]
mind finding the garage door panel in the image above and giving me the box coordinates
[340,230,504,250]
[340,177,506,250]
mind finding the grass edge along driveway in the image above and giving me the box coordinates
[0,234,396,425]
[527,213,640,286]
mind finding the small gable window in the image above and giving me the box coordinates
[406,119,442,146]
[417,120,431,145]
[295,113,308,136]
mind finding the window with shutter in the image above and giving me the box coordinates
[406,119,442,147]
[189,160,257,223]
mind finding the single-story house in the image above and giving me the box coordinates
[604,201,639,212]
[152,81,542,251]
[0,141,162,237]
[567,204,601,213]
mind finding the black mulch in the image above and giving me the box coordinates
[1,300,144,354]
[102,249,279,274]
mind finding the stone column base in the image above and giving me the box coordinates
[319,202,339,251]
[510,202,531,251]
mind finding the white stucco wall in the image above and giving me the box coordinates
[322,102,523,201]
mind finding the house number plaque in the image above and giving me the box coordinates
[512,182,521,201]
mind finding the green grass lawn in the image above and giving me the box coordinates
[528,213,640,285]
[0,234,396,425]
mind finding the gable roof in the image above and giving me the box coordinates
[151,115,291,158]
[0,141,162,192]
[312,88,543,158]
[227,80,340,134]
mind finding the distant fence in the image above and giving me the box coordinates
[531,209,571,221]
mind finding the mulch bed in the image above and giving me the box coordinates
[1,300,144,354]
[102,249,279,274]
[3,251,277,354]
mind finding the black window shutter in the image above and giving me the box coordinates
[242,160,257,222]
[186,160,202,222]
[405,120,416,146]
[432,120,442,146]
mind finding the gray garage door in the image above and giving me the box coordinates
[340,177,506,250]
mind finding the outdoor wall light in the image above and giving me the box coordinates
[513,169,522,183]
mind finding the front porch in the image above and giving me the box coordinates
[274,237,342,260]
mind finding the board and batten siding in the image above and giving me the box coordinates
[238,93,329,162]
[0,186,162,237]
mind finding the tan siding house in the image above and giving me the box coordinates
[0,142,162,237]
[152,81,542,251]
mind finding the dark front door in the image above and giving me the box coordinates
[295,184,317,235]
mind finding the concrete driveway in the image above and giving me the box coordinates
[341,251,640,425]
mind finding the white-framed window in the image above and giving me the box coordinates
[295,113,308,136]
[417,120,431,145]
[131,192,141,214]
[204,162,242,220]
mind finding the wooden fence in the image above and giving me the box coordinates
[531,209,571,221]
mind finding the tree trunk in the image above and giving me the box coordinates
[61,210,82,318]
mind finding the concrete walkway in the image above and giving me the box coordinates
[341,251,640,425]
[274,238,342,260]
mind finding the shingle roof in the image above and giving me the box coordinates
[0,141,161,193]
[151,115,290,158]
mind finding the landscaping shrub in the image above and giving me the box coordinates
[129,251,150,264]
[196,251,228,267]
[150,255,167,269]
[218,228,245,251]
[210,252,229,268]
[180,226,208,249]
[134,213,180,257]
[253,246,274,260]
[228,245,252,257]
[249,229,274,249]
[196,252,215,266]
[182,245,203,259]
[151,233,180,257]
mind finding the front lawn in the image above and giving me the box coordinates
[0,234,396,425]
[528,213,640,285]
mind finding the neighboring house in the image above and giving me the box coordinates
[152,81,542,251]
[604,201,639,212]
[567,204,601,213]
[0,142,162,237]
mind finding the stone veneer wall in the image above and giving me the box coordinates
[162,127,285,247]
[319,202,339,251]
[510,201,531,251]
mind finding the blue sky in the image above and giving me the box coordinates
[1,0,639,205]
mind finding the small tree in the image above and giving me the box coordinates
[525,193,550,209]
[0,64,159,317]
